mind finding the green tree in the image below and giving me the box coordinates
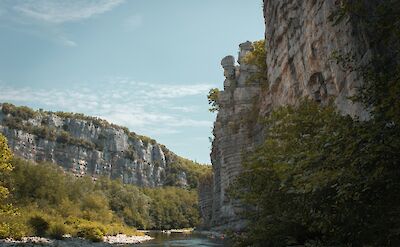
[0,134,13,205]
[242,40,268,88]
[207,88,220,113]
[229,100,400,246]
[0,134,20,238]
[143,187,200,230]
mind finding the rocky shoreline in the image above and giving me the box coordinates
[0,234,153,246]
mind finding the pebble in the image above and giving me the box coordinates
[0,234,153,246]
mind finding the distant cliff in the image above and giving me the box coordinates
[200,0,372,231]
[0,103,209,188]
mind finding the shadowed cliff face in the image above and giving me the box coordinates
[200,0,372,231]
[263,0,370,119]
[0,103,204,188]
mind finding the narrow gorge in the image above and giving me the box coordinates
[0,0,398,245]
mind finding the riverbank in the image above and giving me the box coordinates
[0,234,153,246]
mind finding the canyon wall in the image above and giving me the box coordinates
[201,0,371,230]
[262,0,370,119]
[0,104,194,188]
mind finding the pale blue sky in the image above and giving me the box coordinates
[0,0,264,163]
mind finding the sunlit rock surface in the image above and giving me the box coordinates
[0,106,188,188]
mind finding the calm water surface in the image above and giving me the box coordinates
[135,232,230,247]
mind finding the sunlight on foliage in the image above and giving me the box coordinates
[207,88,220,113]
[0,156,201,240]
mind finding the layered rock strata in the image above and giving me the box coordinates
[198,173,214,229]
[0,105,189,187]
[209,42,264,230]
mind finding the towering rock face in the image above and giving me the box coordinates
[209,42,264,230]
[201,0,371,230]
[263,0,370,119]
[0,104,191,187]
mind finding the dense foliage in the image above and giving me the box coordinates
[0,134,19,239]
[164,154,211,189]
[229,100,400,246]
[0,156,201,240]
[229,1,400,246]
[144,187,199,229]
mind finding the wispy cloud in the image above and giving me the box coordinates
[168,106,199,113]
[124,15,143,30]
[0,0,126,47]
[0,79,214,137]
[149,84,212,99]
[14,0,125,23]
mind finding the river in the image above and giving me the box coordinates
[0,232,230,247]
[136,232,230,247]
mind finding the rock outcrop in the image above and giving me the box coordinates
[200,0,372,230]
[208,42,264,230]
[0,104,194,188]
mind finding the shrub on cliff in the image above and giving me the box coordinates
[1,103,37,120]
[207,88,220,113]
[164,155,212,189]
[243,40,268,89]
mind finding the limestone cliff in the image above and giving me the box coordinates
[263,0,370,119]
[0,103,201,188]
[207,42,264,230]
[200,0,372,230]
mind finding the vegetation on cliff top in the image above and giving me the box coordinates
[0,102,156,148]
[243,39,268,89]
[163,154,211,189]
[206,39,267,114]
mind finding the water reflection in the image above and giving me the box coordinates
[134,232,229,247]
